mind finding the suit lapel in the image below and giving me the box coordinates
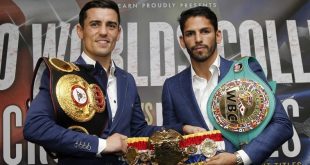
[75,56,86,65]
[108,67,127,133]
[219,56,233,82]
[180,68,208,129]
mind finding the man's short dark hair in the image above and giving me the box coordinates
[79,0,120,27]
[178,6,218,34]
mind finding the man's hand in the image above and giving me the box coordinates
[182,125,206,134]
[102,133,128,154]
[205,152,237,165]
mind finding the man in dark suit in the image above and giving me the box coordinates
[23,0,162,164]
[162,6,293,165]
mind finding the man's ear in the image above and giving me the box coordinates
[216,30,222,44]
[179,36,186,49]
[116,26,121,41]
[76,24,83,40]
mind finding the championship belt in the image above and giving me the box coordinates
[207,57,276,149]
[31,57,108,137]
[124,129,224,165]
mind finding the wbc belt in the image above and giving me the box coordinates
[32,57,108,137]
[207,57,276,149]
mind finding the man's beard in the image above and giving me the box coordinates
[187,42,217,62]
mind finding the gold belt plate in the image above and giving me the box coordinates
[56,74,105,122]
[211,79,270,132]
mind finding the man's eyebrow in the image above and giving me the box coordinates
[89,20,101,24]
[185,27,211,32]
[201,27,211,30]
[107,21,118,25]
[184,29,194,32]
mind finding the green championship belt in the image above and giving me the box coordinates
[207,57,275,149]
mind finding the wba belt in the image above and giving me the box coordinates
[31,57,108,137]
[124,129,225,165]
[207,57,276,149]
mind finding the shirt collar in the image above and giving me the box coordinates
[81,52,116,76]
[191,54,221,79]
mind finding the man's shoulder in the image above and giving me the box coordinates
[165,67,190,84]
[115,66,127,74]
[114,66,135,80]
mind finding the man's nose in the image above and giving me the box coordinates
[195,33,202,43]
[99,26,108,35]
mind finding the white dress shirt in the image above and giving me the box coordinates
[191,55,251,165]
[81,53,118,156]
[191,55,220,131]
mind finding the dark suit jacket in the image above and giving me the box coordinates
[161,56,293,165]
[24,56,162,164]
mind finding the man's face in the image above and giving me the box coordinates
[77,8,120,59]
[180,16,221,62]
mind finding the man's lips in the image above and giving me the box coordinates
[96,39,110,46]
[192,45,207,51]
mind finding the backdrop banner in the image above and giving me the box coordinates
[0,0,309,164]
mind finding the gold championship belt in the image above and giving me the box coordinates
[207,57,276,148]
[124,130,224,165]
[31,57,108,137]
